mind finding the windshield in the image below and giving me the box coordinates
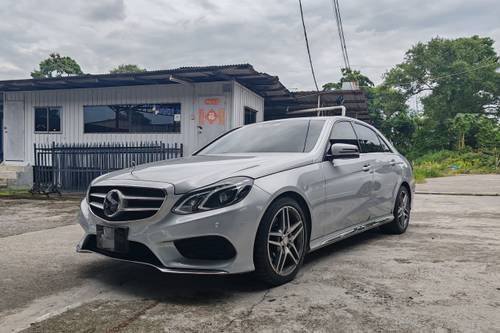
[197,119,326,154]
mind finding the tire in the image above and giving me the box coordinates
[380,185,411,234]
[253,197,308,286]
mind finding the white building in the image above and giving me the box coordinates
[1,64,291,168]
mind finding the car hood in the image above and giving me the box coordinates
[93,154,315,193]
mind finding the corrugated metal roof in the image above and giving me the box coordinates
[265,89,370,122]
[0,64,290,99]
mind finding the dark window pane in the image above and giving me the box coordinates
[330,121,359,148]
[244,108,257,125]
[353,123,383,153]
[130,104,180,133]
[35,108,48,132]
[84,104,180,133]
[198,120,325,154]
[304,120,326,151]
[378,135,392,152]
[84,106,127,133]
[48,107,61,132]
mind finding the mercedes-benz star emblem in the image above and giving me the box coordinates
[103,189,124,218]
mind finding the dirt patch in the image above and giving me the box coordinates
[0,198,81,238]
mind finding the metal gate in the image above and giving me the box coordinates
[32,142,183,193]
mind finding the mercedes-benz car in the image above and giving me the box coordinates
[77,116,414,285]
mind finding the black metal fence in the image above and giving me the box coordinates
[33,141,183,193]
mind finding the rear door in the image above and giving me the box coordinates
[322,121,373,235]
[352,123,396,219]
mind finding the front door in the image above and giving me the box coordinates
[196,96,227,149]
[3,101,25,162]
[321,121,373,235]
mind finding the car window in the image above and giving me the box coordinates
[197,119,326,154]
[378,135,392,152]
[352,123,384,153]
[330,121,360,149]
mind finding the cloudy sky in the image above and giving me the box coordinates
[0,0,499,89]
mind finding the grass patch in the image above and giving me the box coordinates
[412,149,499,183]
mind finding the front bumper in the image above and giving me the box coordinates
[76,182,271,274]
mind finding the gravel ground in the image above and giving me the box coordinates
[0,198,81,237]
[0,176,499,332]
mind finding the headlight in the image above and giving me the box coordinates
[172,177,253,214]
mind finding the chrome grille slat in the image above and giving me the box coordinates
[122,207,160,212]
[89,201,104,210]
[122,195,164,201]
[88,185,166,221]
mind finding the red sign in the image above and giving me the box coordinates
[204,98,220,105]
[198,108,224,125]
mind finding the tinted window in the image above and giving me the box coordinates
[35,108,48,132]
[198,120,325,154]
[330,121,359,148]
[84,104,180,133]
[244,107,257,125]
[35,107,61,132]
[353,123,383,153]
[48,107,61,132]
[378,135,392,152]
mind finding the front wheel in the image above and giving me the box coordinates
[380,186,411,234]
[253,197,308,286]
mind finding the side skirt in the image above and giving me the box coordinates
[308,214,394,253]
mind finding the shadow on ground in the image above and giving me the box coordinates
[77,228,388,304]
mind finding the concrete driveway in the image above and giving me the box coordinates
[1,175,499,332]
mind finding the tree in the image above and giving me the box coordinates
[31,53,83,78]
[323,68,374,91]
[385,36,500,123]
[109,64,146,74]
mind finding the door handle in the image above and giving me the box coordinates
[390,159,397,166]
[362,164,371,172]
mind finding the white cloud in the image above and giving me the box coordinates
[0,0,498,89]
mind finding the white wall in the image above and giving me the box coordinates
[2,81,264,165]
[232,81,264,127]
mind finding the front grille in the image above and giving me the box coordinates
[88,186,166,221]
[81,235,164,267]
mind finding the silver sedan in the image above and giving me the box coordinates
[77,116,414,285]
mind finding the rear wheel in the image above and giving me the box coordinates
[254,197,307,286]
[380,186,411,234]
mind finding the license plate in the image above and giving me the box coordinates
[96,225,129,253]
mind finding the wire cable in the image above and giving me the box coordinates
[331,0,350,70]
[298,0,320,93]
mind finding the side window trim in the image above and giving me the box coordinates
[326,120,361,156]
[377,134,393,153]
[352,122,384,154]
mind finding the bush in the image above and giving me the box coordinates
[411,149,499,183]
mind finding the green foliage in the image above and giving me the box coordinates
[31,53,83,78]
[109,64,147,74]
[322,68,374,91]
[385,36,499,122]
[412,150,499,183]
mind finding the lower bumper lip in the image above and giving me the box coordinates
[76,244,229,275]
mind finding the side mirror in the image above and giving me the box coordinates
[330,143,360,159]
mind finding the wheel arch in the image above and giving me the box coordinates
[262,191,313,250]
[400,181,412,205]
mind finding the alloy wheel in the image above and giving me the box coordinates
[267,206,306,276]
[397,190,410,228]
